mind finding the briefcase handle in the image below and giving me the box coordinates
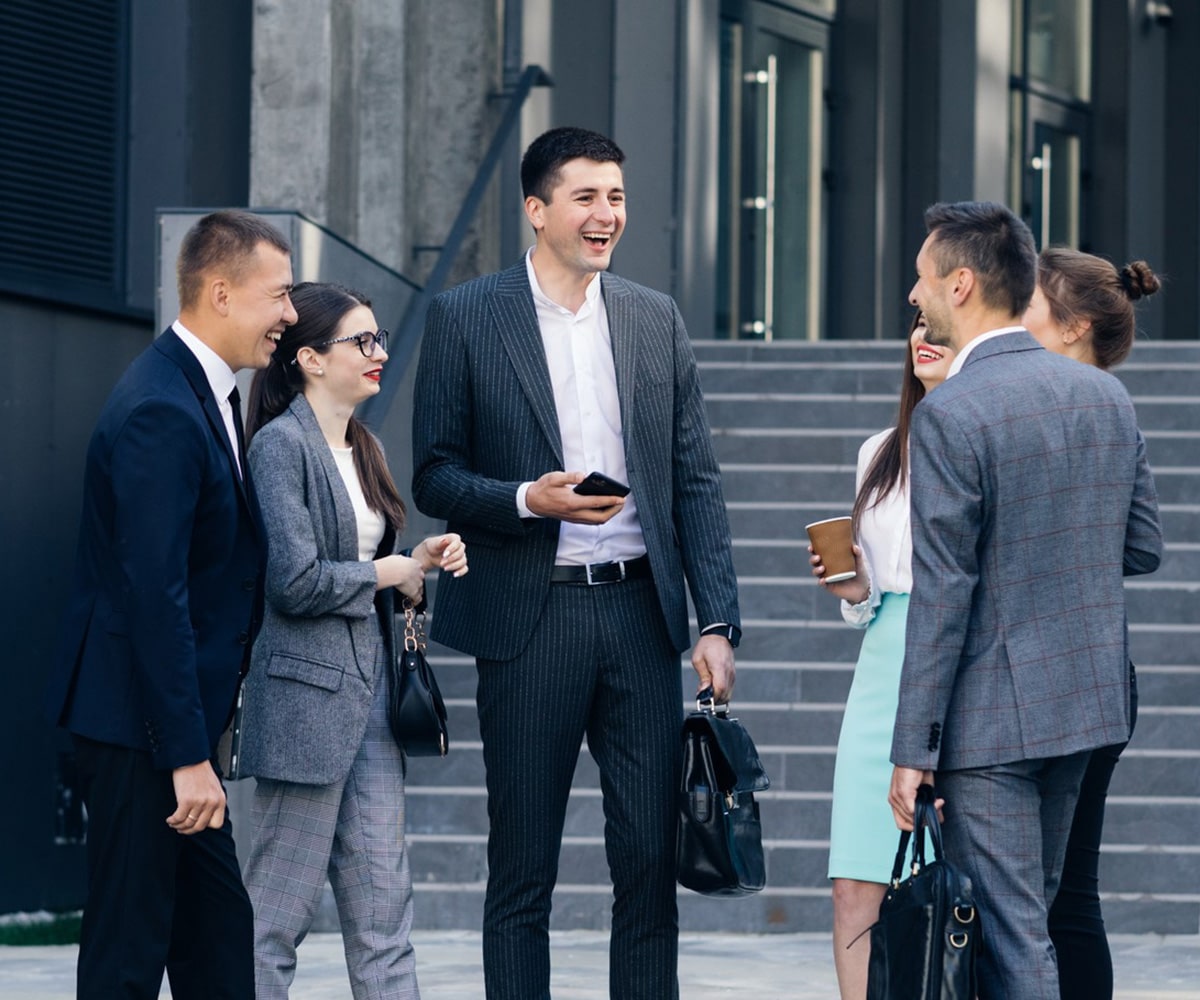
[695,685,730,718]
[889,783,944,886]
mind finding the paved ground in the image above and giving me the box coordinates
[2,931,1199,998]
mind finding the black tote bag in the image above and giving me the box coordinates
[866,783,980,1000]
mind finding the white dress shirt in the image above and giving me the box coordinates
[515,250,645,565]
[945,325,1026,378]
[172,320,242,478]
[841,428,912,628]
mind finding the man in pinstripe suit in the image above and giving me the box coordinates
[412,127,740,999]
[888,202,1162,998]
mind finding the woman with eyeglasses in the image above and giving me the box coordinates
[239,281,467,999]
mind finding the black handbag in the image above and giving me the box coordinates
[676,687,769,896]
[386,598,449,757]
[866,783,980,1000]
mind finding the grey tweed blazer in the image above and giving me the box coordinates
[892,331,1162,772]
[411,260,739,661]
[239,395,397,785]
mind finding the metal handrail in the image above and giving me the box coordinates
[360,63,552,425]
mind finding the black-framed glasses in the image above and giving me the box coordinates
[324,329,389,357]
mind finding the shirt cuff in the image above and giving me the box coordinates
[840,580,876,628]
[516,482,542,519]
[700,622,741,648]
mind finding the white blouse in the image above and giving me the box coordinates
[330,446,387,562]
[840,428,913,628]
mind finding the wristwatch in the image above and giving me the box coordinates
[700,622,741,648]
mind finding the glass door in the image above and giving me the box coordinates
[717,2,830,340]
[1011,0,1092,250]
[1024,95,1088,249]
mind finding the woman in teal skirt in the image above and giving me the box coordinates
[809,312,956,999]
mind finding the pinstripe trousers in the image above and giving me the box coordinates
[477,576,684,1000]
[244,670,419,1000]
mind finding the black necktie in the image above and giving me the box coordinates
[228,386,247,480]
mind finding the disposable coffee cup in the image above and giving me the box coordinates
[805,516,857,583]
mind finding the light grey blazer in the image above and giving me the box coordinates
[892,331,1162,772]
[239,394,398,785]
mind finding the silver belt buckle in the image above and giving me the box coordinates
[584,560,625,585]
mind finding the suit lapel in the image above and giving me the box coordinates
[290,395,360,562]
[601,273,638,445]
[155,331,252,506]
[489,262,564,464]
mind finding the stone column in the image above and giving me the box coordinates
[250,0,500,282]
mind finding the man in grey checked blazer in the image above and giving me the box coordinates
[412,127,740,999]
[888,202,1162,998]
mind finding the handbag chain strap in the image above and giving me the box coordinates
[402,598,427,653]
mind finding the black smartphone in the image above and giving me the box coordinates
[573,471,631,497]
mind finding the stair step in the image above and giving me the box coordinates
[698,360,1200,400]
[724,501,1200,544]
[705,394,1200,432]
[715,461,1198,505]
[729,537,1200,576]
[691,340,1200,366]
[711,427,1200,467]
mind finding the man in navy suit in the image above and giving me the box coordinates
[412,127,741,999]
[48,210,297,999]
[888,202,1161,997]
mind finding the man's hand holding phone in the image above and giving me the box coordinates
[527,470,629,524]
[573,471,631,498]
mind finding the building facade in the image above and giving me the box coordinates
[2,0,1196,915]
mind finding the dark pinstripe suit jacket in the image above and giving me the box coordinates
[411,260,739,661]
[891,331,1162,772]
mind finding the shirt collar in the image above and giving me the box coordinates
[525,247,602,316]
[172,320,238,403]
[946,325,1027,378]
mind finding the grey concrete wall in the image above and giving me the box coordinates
[611,0,680,299]
[251,0,501,286]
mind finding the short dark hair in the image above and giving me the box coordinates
[177,210,291,310]
[520,127,625,203]
[923,202,1037,317]
[1037,248,1161,370]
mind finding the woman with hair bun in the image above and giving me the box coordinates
[1025,248,1161,370]
[1023,249,1161,1000]
[239,281,467,999]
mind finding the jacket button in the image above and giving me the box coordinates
[237,631,250,645]
[242,577,255,592]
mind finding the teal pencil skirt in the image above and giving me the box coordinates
[827,591,910,883]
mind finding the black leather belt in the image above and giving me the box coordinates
[550,554,651,585]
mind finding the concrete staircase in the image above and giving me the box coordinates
[399,339,1200,936]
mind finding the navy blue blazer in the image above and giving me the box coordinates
[411,261,739,660]
[47,330,264,770]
